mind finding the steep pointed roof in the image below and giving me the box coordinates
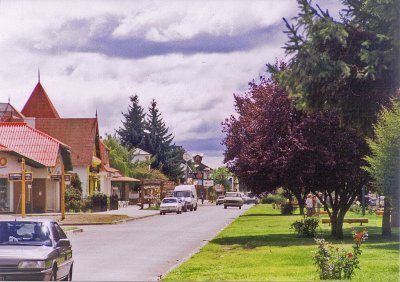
[0,103,25,122]
[21,82,60,118]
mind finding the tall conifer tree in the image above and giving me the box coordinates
[117,95,146,149]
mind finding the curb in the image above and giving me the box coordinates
[59,213,159,226]
[65,228,84,235]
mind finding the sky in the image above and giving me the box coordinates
[0,0,343,168]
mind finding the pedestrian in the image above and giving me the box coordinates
[315,193,322,216]
[312,195,317,216]
[306,194,313,216]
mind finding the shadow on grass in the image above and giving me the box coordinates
[211,233,318,248]
[241,213,299,217]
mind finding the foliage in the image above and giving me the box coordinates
[363,100,400,232]
[131,160,169,180]
[262,193,286,205]
[212,166,231,190]
[65,187,82,212]
[222,64,369,239]
[103,134,135,177]
[313,230,368,280]
[117,94,146,149]
[142,99,184,180]
[280,202,296,215]
[80,198,92,212]
[272,0,399,134]
[290,216,319,237]
[69,173,82,193]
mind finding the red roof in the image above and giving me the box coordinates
[0,103,25,122]
[0,122,69,167]
[21,82,60,118]
[35,118,99,166]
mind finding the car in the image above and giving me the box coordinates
[160,197,183,215]
[223,192,244,209]
[246,196,259,204]
[216,196,224,205]
[0,219,73,281]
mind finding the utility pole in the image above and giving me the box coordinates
[61,159,65,220]
[21,158,26,218]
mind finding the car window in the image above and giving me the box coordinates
[226,192,239,197]
[0,222,51,246]
[174,191,191,197]
[162,198,177,204]
[51,223,67,241]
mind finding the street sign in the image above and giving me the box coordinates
[51,175,61,181]
[8,172,33,181]
[203,180,214,187]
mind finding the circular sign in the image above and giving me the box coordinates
[0,157,7,167]
[183,153,192,162]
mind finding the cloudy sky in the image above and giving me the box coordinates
[0,0,342,168]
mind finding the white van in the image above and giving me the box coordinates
[173,185,198,212]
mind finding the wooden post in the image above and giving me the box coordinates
[61,159,65,220]
[21,158,26,218]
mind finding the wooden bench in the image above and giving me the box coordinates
[319,210,329,215]
[321,218,368,226]
[375,210,384,215]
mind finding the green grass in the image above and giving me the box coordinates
[164,204,399,281]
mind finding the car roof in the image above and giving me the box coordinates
[0,218,56,223]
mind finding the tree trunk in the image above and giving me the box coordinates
[382,198,392,236]
[292,191,305,215]
[330,211,345,239]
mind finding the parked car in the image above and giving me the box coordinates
[223,192,244,209]
[216,196,224,205]
[247,196,260,204]
[0,219,73,281]
[160,197,183,215]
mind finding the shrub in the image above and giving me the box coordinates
[262,193,286,205]
[313,230,368,280]
[280,203,296,215]
[65,187,82,212]
[80,198,92,212]
[290,216,319,237]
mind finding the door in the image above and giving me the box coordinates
[46,181,57,211]
[0,178,10,212]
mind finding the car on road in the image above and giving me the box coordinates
[160,197,183,215]
[216,196,224,205]
[0,219,73,281]
[223,192,244,209]
[246,196,259,204]
[173,185,198,212]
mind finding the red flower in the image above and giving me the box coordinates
[354,231,364,242]
[347,252,353,259]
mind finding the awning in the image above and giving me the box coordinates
[111,176,140,182]
[92,156,102,166]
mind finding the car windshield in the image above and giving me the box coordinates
[0,222,51,246]
[174,191,191,197]
[218,196,224,199]
[162,198,177,204]
[226,192,239,197]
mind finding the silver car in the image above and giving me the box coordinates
[0,219,73,281]
[160,197,183,215]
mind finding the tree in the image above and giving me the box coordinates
[364,100,400,235]
[143,99,184,180]
[117,95,146,149]
[103,134,135,177]
[272,0,399,134]
[212,167,231,190]
[223,69,369,239]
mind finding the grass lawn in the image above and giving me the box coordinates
[164,204,399,281]
[59,214,132,225]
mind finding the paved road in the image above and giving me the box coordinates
[69,204,251,281]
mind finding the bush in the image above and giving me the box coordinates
[262,193,286,205]
[280,203,296,215]
[65,187,82,212]
[80,198,92,212]
[290,217,319,237]
[313,230,368,280]
[91,193,108,212]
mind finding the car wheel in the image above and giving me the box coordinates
[224,205,227,209]
[194,204,197,211]
[160,211,163,215]
[239,206,242,209]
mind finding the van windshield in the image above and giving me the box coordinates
[174,191,191,197]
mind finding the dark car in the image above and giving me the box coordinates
[0,219,73,281]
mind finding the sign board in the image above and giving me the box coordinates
[51,175,61,181]
[0,157,7,168]
[203,180,214,187]
[195,173,203,180]
[8,172,33,181]
[64,174,71,182]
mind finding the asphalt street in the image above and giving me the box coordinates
[68,204,251,281]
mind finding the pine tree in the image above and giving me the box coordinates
[117,95,146,149]
[143,99,183,179]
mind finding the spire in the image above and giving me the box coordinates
[21,81,60,118]
[95,108,98,118]
[8,96,10,104]
[38,68,40,83]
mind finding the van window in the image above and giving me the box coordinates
[174,191,191,197]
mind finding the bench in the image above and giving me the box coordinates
[375,210,384,215]
[319,210,329,215]
[321,218,368,226]
[118,201,129,208]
